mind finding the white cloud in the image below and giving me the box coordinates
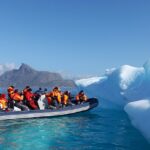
[0,63,16,75]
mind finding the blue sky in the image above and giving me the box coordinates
[0,0,150,76]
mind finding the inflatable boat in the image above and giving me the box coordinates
[0,98,98,121]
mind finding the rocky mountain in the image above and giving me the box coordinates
[0,63,76,88]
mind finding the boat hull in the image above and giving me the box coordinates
[0,98,98,120]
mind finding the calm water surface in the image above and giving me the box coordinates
[0,106,149,150]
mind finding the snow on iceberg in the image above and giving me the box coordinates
[119,65,144,90]
[75,60,150,106]
[124,99,150,142]
[75,76,107,87]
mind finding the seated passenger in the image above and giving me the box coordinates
[46,87,62,108]
[34,88,47,101]
[76,90,88,104]
[23,86,30,94]
[62,91,74,107]
[11,89,29,111]
[0,94,8,111]
[24,88,38,110]
[34,87,46,95]
[7,86,15,95]
[7,85,15,109]
[46,92,53,106]
[23,86,30,104]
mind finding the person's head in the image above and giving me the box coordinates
[25,85,30,89]
[14,89,18,93]
[39,87,42,90]
[53,86,58,91]
[8,85,14,90]
[8,86,15,92]
[64,91,69,95]
[28,88,32,92]
[79,90,84,95]
[44,88,47,92]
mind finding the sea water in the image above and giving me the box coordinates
[0,107,150,150]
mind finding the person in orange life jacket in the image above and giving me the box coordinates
[45,92,53,105]
[0,94,8,110]
[24,88,38,110]
[45,91,56,109]
[46,87,62,108]
[76,90,88,104]
[62,91,74,107]
[12,89,29,111]
[7,85,15,109]
[23,86,30,98]
[23,86,30,105]
[45,90,55,109]
[7,86,15,95]
[62,91,69,106]
[53,87,62,107]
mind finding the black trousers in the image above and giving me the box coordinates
[14,101,29,111]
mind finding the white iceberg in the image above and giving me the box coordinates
[124,99,150,142]
[75,59,150,143]
[76,60,150,106]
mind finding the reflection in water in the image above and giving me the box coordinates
[0,109,150,150]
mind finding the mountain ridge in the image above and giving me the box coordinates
[0,63,76,88]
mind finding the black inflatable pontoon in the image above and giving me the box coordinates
[0,98,98,120]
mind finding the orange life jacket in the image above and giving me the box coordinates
[0,94,8,109]
[7,86,15,99]
[76,93,88,101]
[12,92,24,101]
[62,94,69,105]
[46,90,61,104]
[23,88,28,99]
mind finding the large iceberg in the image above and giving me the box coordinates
[75,60,150,143]
[75,60,150,106]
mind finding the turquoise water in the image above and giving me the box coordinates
[0,107,150,150]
